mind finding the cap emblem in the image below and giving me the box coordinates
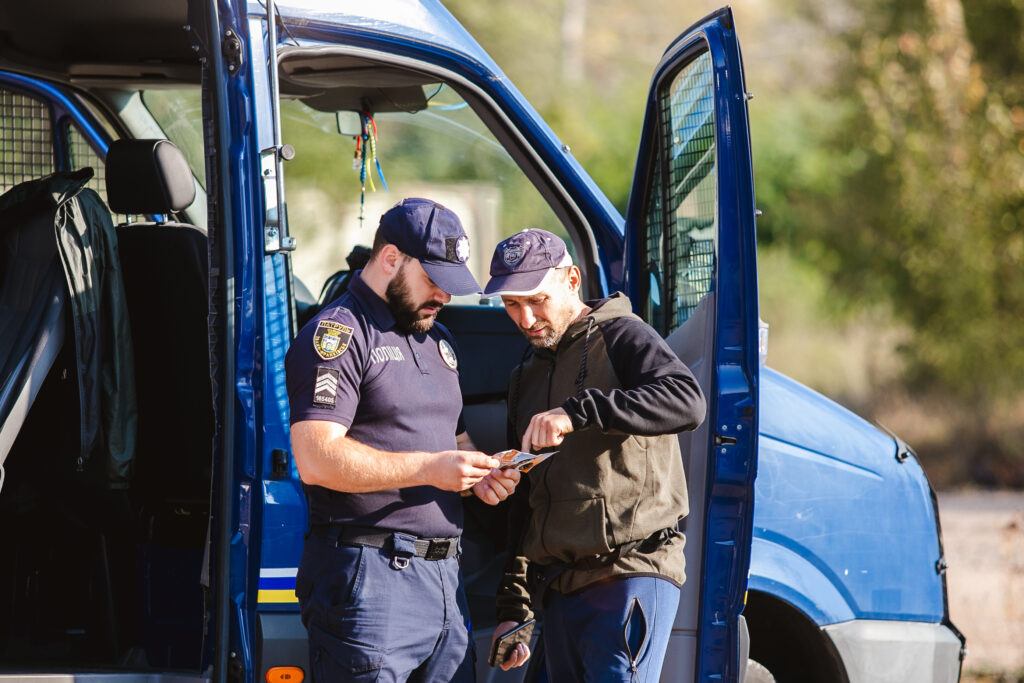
[456,235,470,263]
[502,244,525,267]
[445,236,471,264]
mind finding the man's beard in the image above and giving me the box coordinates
[522,321,563,349]
[521,305,574,349]
[386,263,445,334]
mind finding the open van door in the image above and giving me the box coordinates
[623,8,760,681]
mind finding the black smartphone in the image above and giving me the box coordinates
[488,618,536,668]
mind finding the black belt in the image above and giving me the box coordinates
[314,524,460,562]
[528,526,680,607]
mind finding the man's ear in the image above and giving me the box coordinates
[377,244,404,276]
[567,265,583,295]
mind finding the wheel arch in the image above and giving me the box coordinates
[743,589,849,683]
[745,536,857,682]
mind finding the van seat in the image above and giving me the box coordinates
[105,139,210,669]
[105,139,213,513]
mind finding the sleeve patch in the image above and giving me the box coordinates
[313,367,340,407]
[313,320,353,360]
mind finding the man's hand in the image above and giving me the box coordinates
[522,407,574,453]
[428,450,500,491]
[491,621,531,670]
[472,467,521,505]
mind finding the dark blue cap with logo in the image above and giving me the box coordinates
[377,198,481,295]
[483,228,573,297]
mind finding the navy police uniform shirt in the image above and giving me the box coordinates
[285,273,466,538]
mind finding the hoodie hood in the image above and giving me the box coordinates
[565,292,637,341]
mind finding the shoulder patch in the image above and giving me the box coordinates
[313,320,353,360]
[438,339,458,370]
[313,367,340,407]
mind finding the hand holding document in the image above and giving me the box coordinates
[494,449,556,473]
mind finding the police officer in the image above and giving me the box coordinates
[486,229,706,681]
[286,198,520,682]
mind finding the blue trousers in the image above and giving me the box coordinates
[296,532,474,682]
[542,576,680,683]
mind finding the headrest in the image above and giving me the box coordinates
[105,139,196,215]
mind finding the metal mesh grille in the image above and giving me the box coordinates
[66,123,140,224]
[641,155,665,330]
[65,122,109,205]
[0,89,54,195]
[661,51,717,330]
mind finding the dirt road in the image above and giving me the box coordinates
[938,490,1024,676]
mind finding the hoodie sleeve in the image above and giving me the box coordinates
[561,316,706,435]
[495,474,534,624]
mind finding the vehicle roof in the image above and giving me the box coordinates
[271,0,501,73]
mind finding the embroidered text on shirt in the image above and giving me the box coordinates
[370,345,406,364]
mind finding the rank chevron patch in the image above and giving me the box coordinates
[313,367,340,407]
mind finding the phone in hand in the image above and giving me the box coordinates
[488,618,536,668]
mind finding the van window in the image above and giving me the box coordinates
[141,89,206,189]
[640,50,717,335]
[279,83,566,298]
[0,89,54,194]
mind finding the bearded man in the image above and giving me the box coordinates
[285,198,519,682]
[485,229,706,682]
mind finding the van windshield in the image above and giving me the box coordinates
[279,83,566,301]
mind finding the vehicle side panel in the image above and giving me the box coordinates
[754,368,945,623]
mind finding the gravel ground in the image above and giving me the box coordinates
[937,490,1024,679]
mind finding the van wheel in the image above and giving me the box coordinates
[745,659,776,683]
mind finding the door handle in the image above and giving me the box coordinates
[714,434,738,446]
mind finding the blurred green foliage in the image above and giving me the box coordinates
[790,0,1024,408]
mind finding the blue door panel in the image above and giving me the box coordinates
[623,8,760,681]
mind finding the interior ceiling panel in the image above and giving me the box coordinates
[0,0,198,81]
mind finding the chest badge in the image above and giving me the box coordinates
[313,320,353,361]
[438,339,458,370]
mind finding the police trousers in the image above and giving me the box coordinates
[295,530,474,682]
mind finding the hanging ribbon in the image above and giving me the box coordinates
[352,111,389,228]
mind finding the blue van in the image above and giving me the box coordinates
[0,1,964,681]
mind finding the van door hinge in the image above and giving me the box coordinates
[227,650,245,682]
[271,449,290,478]
[222,28,243,74]
[261,146,297,253]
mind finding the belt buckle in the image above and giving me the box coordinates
[424,539,451,561]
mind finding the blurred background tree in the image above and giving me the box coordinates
[444,0,1024,487]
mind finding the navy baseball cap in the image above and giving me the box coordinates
[483,228,573,297]
[377,198,481,295]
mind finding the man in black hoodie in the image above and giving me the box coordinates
[486,229,706,681]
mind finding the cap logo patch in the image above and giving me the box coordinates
[455,235,470,263]
[313,367,340,407]
[445,236,471,264]
[503,244,525,267]
[313,320,353,361]
[438,339,458,370]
